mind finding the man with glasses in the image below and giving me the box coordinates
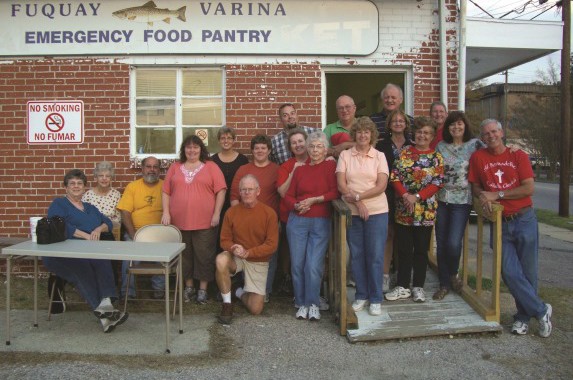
[215,174,279,324]
[324,95,356,158]
[117,156,165,299]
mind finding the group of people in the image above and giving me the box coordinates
[43,83,552,338]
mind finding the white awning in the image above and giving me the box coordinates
[466,17,563,82]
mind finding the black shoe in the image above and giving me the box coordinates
[218,303,233,325]
[102,312,129,333]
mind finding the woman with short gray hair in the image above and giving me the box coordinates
[82,161,122,230]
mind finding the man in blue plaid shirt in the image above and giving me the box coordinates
[269,103,317,165]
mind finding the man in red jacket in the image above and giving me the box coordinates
[215,174,279,324]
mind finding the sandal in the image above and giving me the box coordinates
[432,287,449,301]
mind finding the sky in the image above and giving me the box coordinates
[466,0,569,83]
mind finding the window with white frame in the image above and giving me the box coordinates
[131,67,224,157]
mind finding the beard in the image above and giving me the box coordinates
[286,122,297,129]
[143,173,159,184]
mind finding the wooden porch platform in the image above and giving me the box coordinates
[346,269,502,343]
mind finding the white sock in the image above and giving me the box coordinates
[99,297,112,307]
[222,292,231,303]
[235,287,245,299]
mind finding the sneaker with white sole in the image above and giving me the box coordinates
[385,286,411,301]
[412,287,426,303]
[196,289,208,304]
[308,304,320,321]
[93,304,120,320]
[538,304,552,338]
[184,286,196,303]
[382,274,390,293]
[296,306,308,320]
[511,320,529,335]
[369,303,382,316]
[101,312,129,333]
[352,299,369,312]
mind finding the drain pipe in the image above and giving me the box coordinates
[439,0,448,107]
[458,0,467,111]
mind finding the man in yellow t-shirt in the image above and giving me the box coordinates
[117,156,164,299]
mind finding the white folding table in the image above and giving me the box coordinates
[2,239,185,353]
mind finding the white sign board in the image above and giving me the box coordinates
[27,101,84,144]
[0,1,378,56]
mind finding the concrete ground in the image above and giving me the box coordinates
[0,223,572,379]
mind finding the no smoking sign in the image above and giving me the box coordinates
[27,101,84,144]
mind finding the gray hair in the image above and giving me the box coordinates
[306,131,329,150]
[480,119,503,132]
[94,161,115,178]
[239,174,260,189]
[217,125,237,140]
[380,83,404,100]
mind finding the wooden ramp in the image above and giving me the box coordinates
[346,270,502,343]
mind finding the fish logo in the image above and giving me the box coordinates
[112,1,186,26]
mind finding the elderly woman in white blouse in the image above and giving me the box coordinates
[82,161,122,239]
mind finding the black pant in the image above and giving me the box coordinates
[395,224,433,288]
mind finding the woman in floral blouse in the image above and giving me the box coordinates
[82,161,122,239]
[432,111,484,300]
[385,117,444,303]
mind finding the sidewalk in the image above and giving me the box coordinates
[538,223,573,243]
[0,310,213,356]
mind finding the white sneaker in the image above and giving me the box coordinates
[369,303,382,316]
[295,306,308,320]
[511,320,529,335]
[538,304,552,338]
[382,274,390,293]
[352,299,369,312]
[308,304,321,321]
[385,286,411,301]
[412,287,426,303]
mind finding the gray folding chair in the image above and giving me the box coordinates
[123,224,183,318]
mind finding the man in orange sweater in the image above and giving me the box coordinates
[215,174,279,324]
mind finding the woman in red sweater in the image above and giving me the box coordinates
[285,131,339,321]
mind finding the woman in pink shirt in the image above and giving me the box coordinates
[162,135,226,304]
[336,117,390,317]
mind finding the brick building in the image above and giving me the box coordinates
[0,0,562,239]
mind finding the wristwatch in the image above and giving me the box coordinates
[498,191,505,200]
[415,194,421,201]
[355,194,360,201]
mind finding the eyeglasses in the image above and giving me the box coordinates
[68,181,84,186]
[415,130,434,136]
[239,187,259,193]
[144,165,160,169]
[309,144,325,150]
[219,136,234,141]
[336,105,355,111]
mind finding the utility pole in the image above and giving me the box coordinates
[559,0,571,217]
[504,70,509,129]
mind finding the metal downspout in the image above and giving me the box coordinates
[458,0,467,110]
[439,0,448,106]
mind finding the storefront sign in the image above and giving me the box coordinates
[0,1,379,56]
[27,101,84,144]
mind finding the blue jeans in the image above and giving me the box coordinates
[435,202,472,288]
[121,232,165,297]
[286,213,331,307]
[43,257,117,310]
[347,213,388,303]
[500,208,547,322]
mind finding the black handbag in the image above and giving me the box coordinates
[36,216,66,244]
